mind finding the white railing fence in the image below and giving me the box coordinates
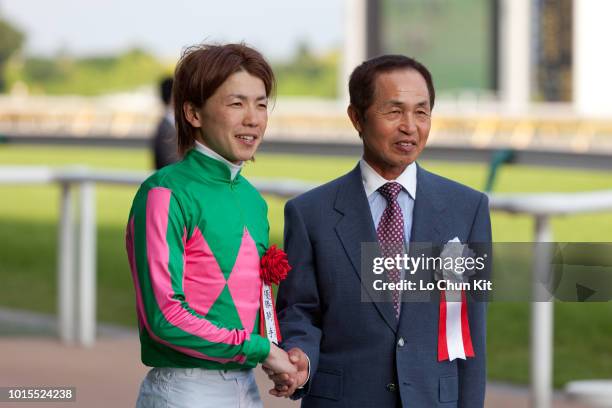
[2,166,612,408]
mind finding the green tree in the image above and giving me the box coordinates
[273,41,339,98]
[0,18,25,92]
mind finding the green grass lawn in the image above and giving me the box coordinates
[1,144,611,387]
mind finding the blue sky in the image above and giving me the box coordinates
[0,0,343,61]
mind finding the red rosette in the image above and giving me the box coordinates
[260,245,291,285]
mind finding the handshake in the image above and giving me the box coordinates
[262,344,309,398]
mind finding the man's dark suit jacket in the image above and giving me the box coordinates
[152,116,179,170]
[276,163,491,407]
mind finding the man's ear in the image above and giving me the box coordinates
[347,105,363,134]
[183,102,202,128]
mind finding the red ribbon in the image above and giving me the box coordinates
[438,290,475,362]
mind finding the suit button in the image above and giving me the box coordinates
[397,337,405,347]
[386,383,397,392]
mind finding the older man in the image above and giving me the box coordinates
[270,55,491,407]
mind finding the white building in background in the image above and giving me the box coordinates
[498,0,532,114]
[341,0,367,103]
[573,0,612,117]
[342,0,612,118]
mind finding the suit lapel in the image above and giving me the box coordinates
[410,164,447,245]
[334,165,399,334]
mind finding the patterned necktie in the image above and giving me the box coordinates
[376,182,404,319]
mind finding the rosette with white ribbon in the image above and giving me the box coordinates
[259,245,291,344]
[437,237,475,362]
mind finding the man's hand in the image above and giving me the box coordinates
[263,347,309,398]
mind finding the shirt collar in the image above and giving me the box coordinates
[194,140,243,181]
[359,158,417,200]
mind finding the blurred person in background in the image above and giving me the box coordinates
[152,76,179,169]
[126,43,295,408]
[269,55,491,407]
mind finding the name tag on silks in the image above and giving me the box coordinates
[260,283,282,344]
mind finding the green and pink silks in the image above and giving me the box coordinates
[126,149,271,369]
